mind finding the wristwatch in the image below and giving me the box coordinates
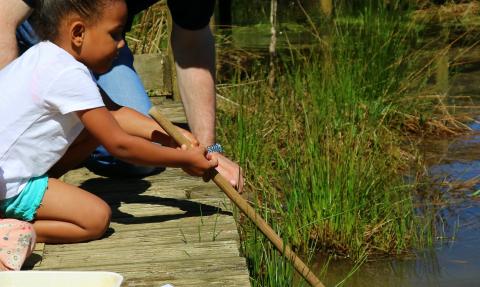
[206,143,224,154]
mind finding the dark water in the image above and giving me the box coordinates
[310,44,480,287]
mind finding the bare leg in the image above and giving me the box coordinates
[171,24,216,146]
[171,24,244,192]
[33,178,111,243]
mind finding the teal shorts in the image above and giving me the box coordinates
[0,175,48,221]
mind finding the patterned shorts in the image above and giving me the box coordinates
[0,219,36,270]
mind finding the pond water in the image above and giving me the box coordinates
[310,44,480,287]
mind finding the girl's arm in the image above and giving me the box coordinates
[110,106,197,148]
[77,107,217,177]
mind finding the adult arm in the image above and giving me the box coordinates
[0,0,32,69]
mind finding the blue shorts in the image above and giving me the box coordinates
[0,175,48,221]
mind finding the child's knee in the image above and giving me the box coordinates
[87,203,111,240]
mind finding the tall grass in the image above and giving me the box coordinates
[123,1,462,285]
[216,2,435,285]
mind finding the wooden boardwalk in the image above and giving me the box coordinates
[26,102,251,287]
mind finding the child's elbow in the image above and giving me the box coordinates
[103,137,134,159]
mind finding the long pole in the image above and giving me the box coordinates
[149,107,325,287]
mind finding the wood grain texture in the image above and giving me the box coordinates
[27,103,250,287]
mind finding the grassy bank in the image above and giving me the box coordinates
[216,3,436,286]
[124,1,476,285]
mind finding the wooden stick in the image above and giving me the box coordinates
[149,107,325,287]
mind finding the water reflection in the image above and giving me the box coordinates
[316,140,480,286]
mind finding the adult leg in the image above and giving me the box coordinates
[171,23,216,147]
[15,19,39,55]
[33,178,111,243]
[95,44,151,115]
[168,0,244,191]
[171,26,247,186]
[0,0,32,68]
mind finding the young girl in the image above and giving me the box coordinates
[0,0,218,244]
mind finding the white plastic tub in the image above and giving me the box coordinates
[0,271,123,287]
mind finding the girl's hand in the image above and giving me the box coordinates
[181,145,218,177]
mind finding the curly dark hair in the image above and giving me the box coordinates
[30,0,114,41]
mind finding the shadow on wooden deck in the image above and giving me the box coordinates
[24,102,251,287]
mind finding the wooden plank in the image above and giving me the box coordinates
[38,241,243,268]
[153,101,187,123]
[28,101,250,286]
[114,199,230,216]
[108,215,236,232]
[34,227,240,252]
[123,277,252,287]
[133,53,173,96]
[63,168,212,199]
[23,243,45,269]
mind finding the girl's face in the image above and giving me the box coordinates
[79,0,127,74]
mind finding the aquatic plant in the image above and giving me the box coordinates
[216,1,439,285]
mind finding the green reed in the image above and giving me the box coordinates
[216,2,435,286]
[124,1,449,285]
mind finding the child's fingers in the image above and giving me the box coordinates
[209,157,218,168]
[206,152,218,167]
[206,152,213,160]
[200,153,218,181]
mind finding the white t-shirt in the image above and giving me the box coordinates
[0,41,105,199]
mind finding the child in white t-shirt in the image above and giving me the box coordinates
[0,0,217,244]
